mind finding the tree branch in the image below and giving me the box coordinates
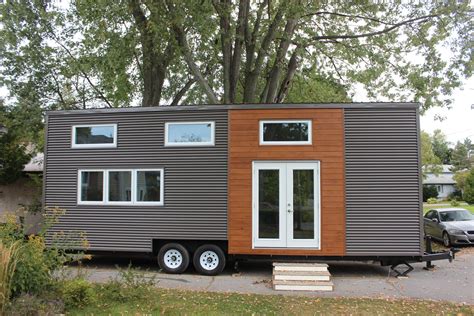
[213,0,232,103]
[276,48,300,103]
[309,14,437,42]
[229,0,249,103]
[167,1,219,104]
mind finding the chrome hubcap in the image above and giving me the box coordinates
[200,250,219,271]
[164,249,183,269]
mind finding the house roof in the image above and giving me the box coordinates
[423,165,456,185]
[23,153,44,172]
[46,102,420,116]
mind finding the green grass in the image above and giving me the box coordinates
[423,204,474,214]
[68,287,474,315]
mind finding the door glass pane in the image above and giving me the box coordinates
[136,170,162,202]
[258,169,279,239]
[293,169,314,239]
[81,171,103,201]
[108,171,132,202]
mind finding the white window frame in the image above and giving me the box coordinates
[259,120,312,145]
[106,169,134,205]
[77,168,164,206]
[72,124,117,149]
[77,170,106,205]
[164,121,215,147]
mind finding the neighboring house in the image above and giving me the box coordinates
[423,164,456,199]
[0,153,43,229]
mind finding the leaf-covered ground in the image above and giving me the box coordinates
[69,288,473,315]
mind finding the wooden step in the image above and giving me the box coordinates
[273,271,331,281]
[273,280,334,292]
[273,263,328,272]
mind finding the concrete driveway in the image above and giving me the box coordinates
[69,248,474,305]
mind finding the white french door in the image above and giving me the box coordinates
[252,161,320,248]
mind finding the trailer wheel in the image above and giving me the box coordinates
[158,243,190,274]
[193,244,226,276]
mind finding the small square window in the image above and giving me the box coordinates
[260,120,312,145]
[165,122,215,146]
[72,124,117,148]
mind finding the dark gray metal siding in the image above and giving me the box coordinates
[45,110,228,252]
[344,108,422,256]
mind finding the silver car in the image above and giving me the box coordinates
[424,208,474,247]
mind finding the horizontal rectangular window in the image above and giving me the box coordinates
[165,121,215,146]
[260,120,312,145]
[72,124,117,148]
[78,169,163,205]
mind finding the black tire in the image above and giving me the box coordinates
[158,243,190,274]
[442,232,451,247]
[193,244,226,276]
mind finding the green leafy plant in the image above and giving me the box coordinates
[61,278,96,309]
[423,185,438,202]
[450,199,460,207]
[463,168,474,205]
[427,197,438,204]
[0,241,21,314]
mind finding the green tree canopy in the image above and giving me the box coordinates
[421,130,442,178]
[451,138,473,172]
[431,129,452,164]
[1,0,472,112]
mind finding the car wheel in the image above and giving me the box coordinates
[158,243,190,274]
[442,232,451,247]
[193,244,226,276]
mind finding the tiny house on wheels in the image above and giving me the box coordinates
[43,103,453,276]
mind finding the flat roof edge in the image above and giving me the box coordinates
[47,102,420,115]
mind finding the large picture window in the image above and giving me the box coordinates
[72,124,117,148]
[165,121,215,146]
[78,169,163,205]
[260,120,312,145]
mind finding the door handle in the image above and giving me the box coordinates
[287,209,293,213]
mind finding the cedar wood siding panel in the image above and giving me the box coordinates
[344,108,422,255]
[44,110,228,252]
[228,109,346,256]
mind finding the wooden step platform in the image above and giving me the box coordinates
[272,262,333,291]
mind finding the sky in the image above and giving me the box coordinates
[418,76,473,144]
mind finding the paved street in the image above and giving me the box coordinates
[68,248,474,304]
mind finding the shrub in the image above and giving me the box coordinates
[0,208,89,302]
[0,241,21,314]
[447,190,462,201]
[61,278,96,309]
[100,264,156,302]
[463,168,474,205]
[450,199,460,207]
[427,197,438,204]
[6,293,64,316]
[423,185,438,202]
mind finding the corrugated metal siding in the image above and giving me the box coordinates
[344,108,422,255]
[45,110,228,252]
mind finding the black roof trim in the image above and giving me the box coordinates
[47,102,419,115]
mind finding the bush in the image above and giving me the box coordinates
[447,190,462,201]
[450,199,460,207]
[6,293,64,316]
[423,185,438,202]
[0,208,89,303]
[100,264,156,302]
[61,278,96,309]
[427,197,438,204]
[463,168,474,205]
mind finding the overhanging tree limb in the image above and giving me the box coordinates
[307,14,438,42]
